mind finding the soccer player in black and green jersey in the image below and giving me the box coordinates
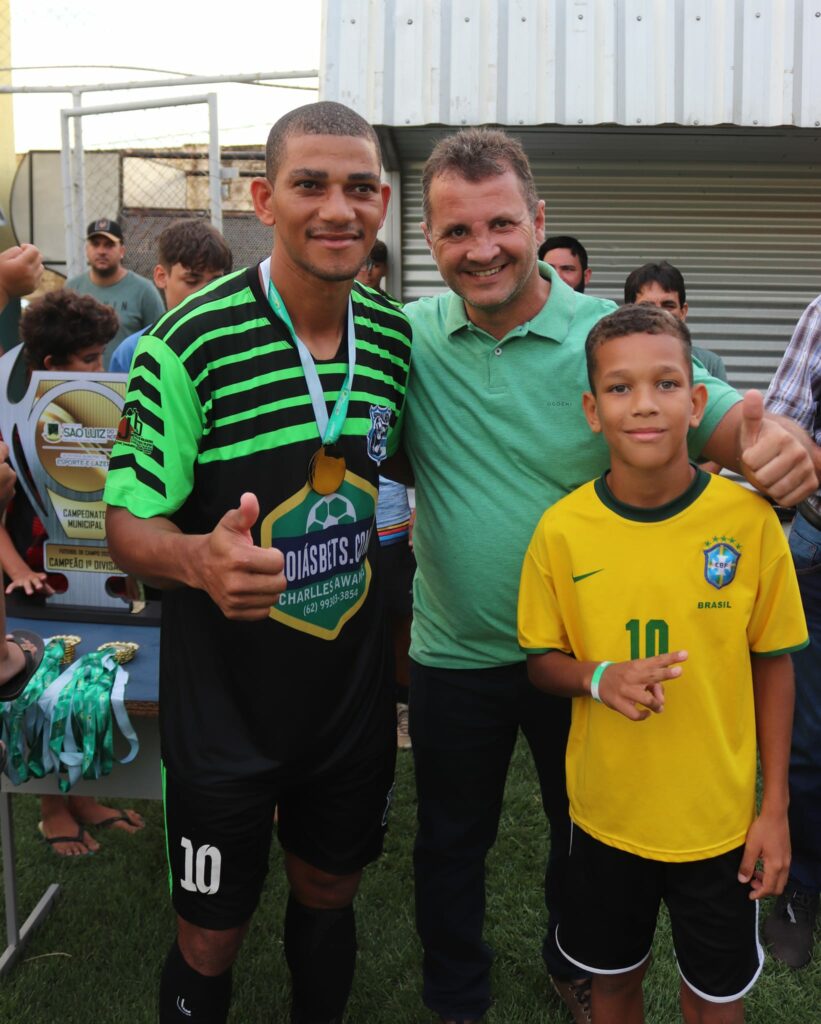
[104,103,412,1024]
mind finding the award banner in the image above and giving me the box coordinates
[0,345,128,608]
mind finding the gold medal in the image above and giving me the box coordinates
[308,445,346,495]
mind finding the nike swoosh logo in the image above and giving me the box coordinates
[572,569,604,583]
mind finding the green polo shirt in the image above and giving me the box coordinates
[402,263,742,669]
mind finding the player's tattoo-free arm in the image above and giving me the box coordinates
[526,649,687,722]
[106,493,286,621]
[700,391,819,506]
[738,653,795,900]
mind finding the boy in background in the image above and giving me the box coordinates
[518,305,808,1023]
[109,218,232,373]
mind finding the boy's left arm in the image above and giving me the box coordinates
[737,653,795,899]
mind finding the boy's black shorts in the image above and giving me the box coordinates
[556,826,763,1002]
[163,739,396,930]
[379,539,415,619]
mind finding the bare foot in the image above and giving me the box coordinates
[69,795,145,833]
[39,795,100,856]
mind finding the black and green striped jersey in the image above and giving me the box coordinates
[104,265,412,784]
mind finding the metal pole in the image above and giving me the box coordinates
[207,94,222,235]
[0,69,318,95]
[71,88,86,277]
[59,109,77,279]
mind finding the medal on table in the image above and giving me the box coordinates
[263,259,356,496]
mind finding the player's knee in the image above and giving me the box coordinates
[177,919,246,976]
[285,855,362,909]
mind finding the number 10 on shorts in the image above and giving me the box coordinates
[180,837,222,894]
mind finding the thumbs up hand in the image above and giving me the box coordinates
[195,492,287,620]
[738,390,818,507]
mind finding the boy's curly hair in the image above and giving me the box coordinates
[21,290,118,370]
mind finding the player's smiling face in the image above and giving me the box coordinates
[422,169,545,323]
[256,133,389,284]
[583,331,707,482]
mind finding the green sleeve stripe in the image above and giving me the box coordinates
[210,365,305,402]
[356,337,411,371]
[206,392,313,432]
[198,421,319,463]
[353,317,412,349]
[162,288,259,349]
[752,639,810,658]
[352,290,409,322]
[190,331,291,389]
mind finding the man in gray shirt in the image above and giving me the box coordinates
[66,218,165,367]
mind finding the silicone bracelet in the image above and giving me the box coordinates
[589,661,613,703]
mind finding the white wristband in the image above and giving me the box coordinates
[590,661,613,702]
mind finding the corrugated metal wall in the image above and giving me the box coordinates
[322,0,821,129]
[400,157,821,392]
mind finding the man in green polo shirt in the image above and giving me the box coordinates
[400,127,819,1024]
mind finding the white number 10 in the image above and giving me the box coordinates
[180,837,222,894]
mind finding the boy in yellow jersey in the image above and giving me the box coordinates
[518,304,809,1024]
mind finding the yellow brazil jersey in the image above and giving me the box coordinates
[518,469,809,862]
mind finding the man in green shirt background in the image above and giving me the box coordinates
[66,218,165,367]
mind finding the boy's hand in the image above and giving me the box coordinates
[738,812,791,899]
[5,570,54,597]
[0,244,43,303]
[595,651,688,721]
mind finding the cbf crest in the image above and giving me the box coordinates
[366,404,392,464]
[703,541,741,590]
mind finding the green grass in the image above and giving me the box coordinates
[1,739,819,1022]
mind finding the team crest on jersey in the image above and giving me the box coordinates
[703,541,741,590]
[366,405,391,464]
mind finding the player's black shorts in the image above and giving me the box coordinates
[379,539,415,619]
[162,738,396,930]
[556,825,763,1002]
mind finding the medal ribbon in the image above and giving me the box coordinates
[260,256,356,446]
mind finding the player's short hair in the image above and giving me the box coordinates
[157,219,233,275]
[21,290,118,370]
[422,127,539,224]
[624,261,686,307]
[265,101,381,182]
[585,305,693,392]
[538,234,589,270]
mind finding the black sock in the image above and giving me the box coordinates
[285,894,357,1024]
[159,940,233,1023]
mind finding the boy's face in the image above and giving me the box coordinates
[634,281,688,320]
[155,263,224,310]
[582,331,707,475]
[44,343,106,374]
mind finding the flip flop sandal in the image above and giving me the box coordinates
[37,820,94,857]
[81,809,144,831]
[0,629,46,702]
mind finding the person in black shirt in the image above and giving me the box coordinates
[105,102,411,1024]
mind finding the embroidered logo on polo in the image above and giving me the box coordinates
[261,470,377,639]
[703,536,742,590]
[366,405,392,464]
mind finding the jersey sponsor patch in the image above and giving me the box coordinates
[366,404,391,464]
[262,471,377,639]
[703,540,741,590]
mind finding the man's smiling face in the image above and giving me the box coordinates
[422,168,545,323]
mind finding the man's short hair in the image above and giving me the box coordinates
[157,219,233,275]
[585,304,693,392]
[624,261,686,307]
[538,234,589,271]
[21,290,118,370]
[265,101,381,182]
[421,127,539,224]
